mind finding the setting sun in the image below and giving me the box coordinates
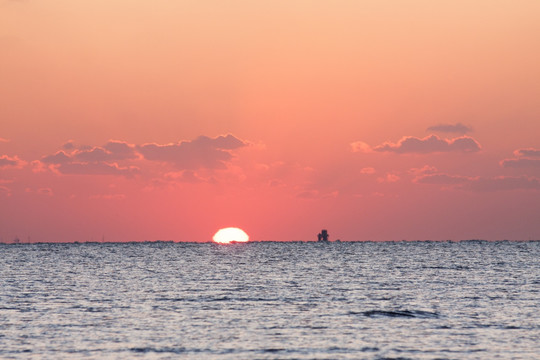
[212,227,250,244]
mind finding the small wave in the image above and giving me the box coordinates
[361,347,379,352]
[207,296,232,302]
[289,324,329,330]
[84,307,107,313]
[130,347,186,354]
[154,297,186,302]
[437,325,452,329]
[471,323,525,330]
[354,310,440,319]
[156,296,283,303]
[421,265,471,270]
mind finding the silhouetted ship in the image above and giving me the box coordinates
[317,229,329,242]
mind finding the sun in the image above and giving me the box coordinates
[213,227,250,244]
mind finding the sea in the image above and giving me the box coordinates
[0,241,539,359]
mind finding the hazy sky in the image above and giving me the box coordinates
[2,0,540,242]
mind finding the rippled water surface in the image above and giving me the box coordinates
[1,241,539,359]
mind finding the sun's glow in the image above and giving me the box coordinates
[213,227,249,244]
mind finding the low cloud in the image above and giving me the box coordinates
[63,140,75,150]
[0,137,10,143]
[426,123,472,134]
[501,158,540,169]
[373,135,481,154]
[104,140,138,158]
[500,147,540,169]
[41,147,139,177]
[464,176,540,192]
[408,165,438,175]
[164,170,206,183]
[360,167,376,174]
[56,162,139,177]
[138,134,247,169]
[39,135,248,177]
[513,148,540,158]
[0,155,25,169]
[0,155,19,167]
[30,160,48,173]
[377,173,400,183]
[414,173,472,185]
[74,141,138,162]
[350,141,372,153]
[43,141,138,165]
[415,172,540,192]
[41,151,71,164]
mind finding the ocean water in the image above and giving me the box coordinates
[1,241,539,359]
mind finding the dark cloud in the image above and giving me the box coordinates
[374,135,481,154]
[44,141,137,164]
[513,148,540,158]
[103,140,138,159]
[41,147,135,176]
[0,155,24,168]
[201,134,246,149]
[73,147,110,162]
[426,123,472,134]
[138,134,247,169]
[500,158,540,169]
[408,165,438,175]
[0,155,18,167]
[414,173,471,185]
[56,162,139,177]
[41,141,140,176]
[500,148,540,169]
[41,151,71,164]
[415,171,540,192]
[74,141,137,162]
[164,170,205,183]
[464,176,540,192]
[62,141,75,150]
[39,135,248,177]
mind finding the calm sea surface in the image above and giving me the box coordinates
[1,241,539,359]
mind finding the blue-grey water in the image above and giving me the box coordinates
[1,241,539,359]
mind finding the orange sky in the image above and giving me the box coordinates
[2,1,540,242]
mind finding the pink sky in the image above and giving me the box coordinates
[2,1,540,242]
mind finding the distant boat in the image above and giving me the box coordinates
[317,229,329,242]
